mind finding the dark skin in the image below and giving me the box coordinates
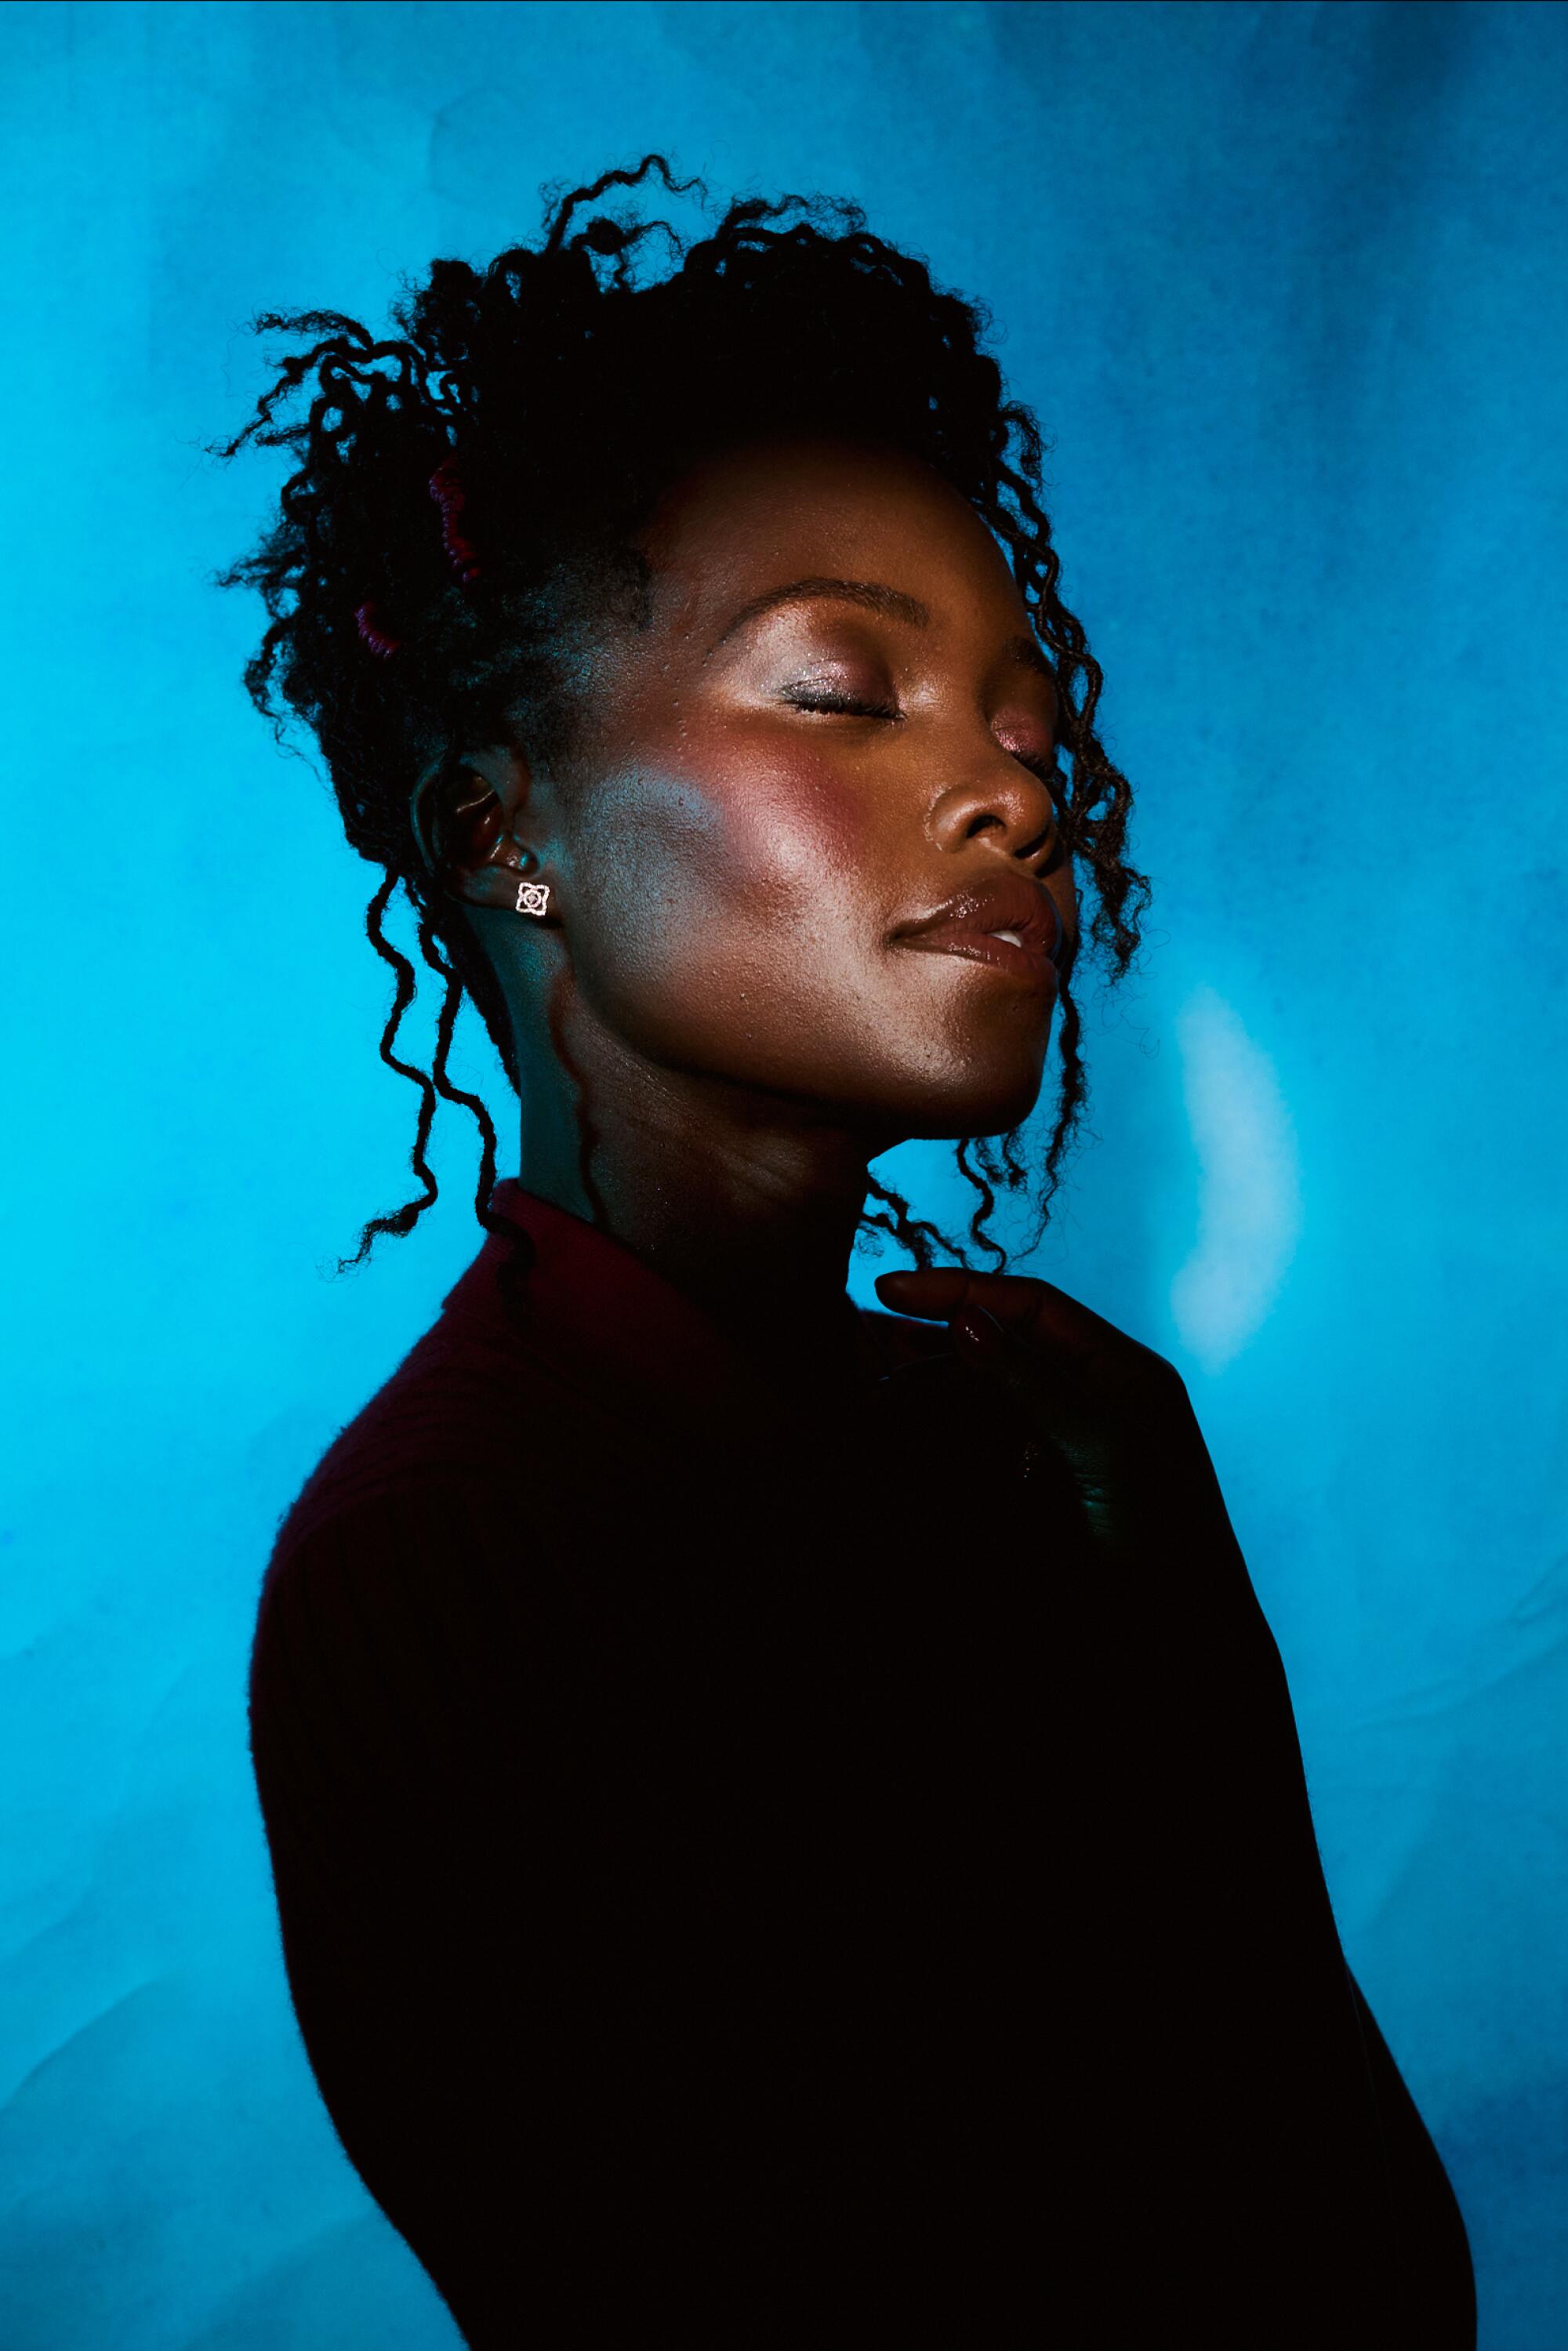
[413,433,1218,1532]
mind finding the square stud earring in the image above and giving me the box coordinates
[516,879,551,918]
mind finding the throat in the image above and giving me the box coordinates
[509,1020,887,1393]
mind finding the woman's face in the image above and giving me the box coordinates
[543,435,1077,1145]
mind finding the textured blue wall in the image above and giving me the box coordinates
[2,3,1563,2342]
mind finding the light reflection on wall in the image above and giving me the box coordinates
[1169,985,1303,1374]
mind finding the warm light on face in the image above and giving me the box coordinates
[543,438,1076,1149]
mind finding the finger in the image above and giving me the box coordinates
[948,1300,1007,1356]
[948,1303,1038,1387]
[947,1304,1078,1410]
[875,1266,1108,1355]
[875,1267,1030,1323]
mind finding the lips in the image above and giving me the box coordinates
[891,871,1065,981]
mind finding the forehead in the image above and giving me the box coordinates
[638,435,1028,637]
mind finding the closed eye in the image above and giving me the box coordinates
[781,689,1067,842]
[779,688,902,720]
[1010,747,1059,785]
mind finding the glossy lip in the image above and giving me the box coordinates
[890,871,1065,985]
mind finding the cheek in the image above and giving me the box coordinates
[564,746,881,1065]
[558,734,1062,1134]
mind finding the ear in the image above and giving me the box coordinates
[409,745,540,911]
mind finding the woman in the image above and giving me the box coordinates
[227,160,1474,2345]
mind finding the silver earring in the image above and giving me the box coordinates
[515,878,550,918]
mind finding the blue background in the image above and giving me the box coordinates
[2,2,1563,2341]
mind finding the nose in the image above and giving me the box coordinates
[927,738,1058,865]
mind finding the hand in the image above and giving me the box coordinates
[873,1266,1247,1590]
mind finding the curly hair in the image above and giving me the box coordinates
[214,154,1151,1286]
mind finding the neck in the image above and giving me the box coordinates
[513,1018,888,1392]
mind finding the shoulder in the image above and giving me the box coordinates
[247,1268,589,1786]
[269,1297,559,1554]
[255,1236,617,1636]
[248,1471,527,1803]
[255,1324,507,1689]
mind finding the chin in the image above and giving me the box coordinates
[887,1058,1051,1145]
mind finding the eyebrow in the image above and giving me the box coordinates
[710,576,930,648]
[708,575,1058,705]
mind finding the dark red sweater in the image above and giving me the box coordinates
[249,1182,1474,2347]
